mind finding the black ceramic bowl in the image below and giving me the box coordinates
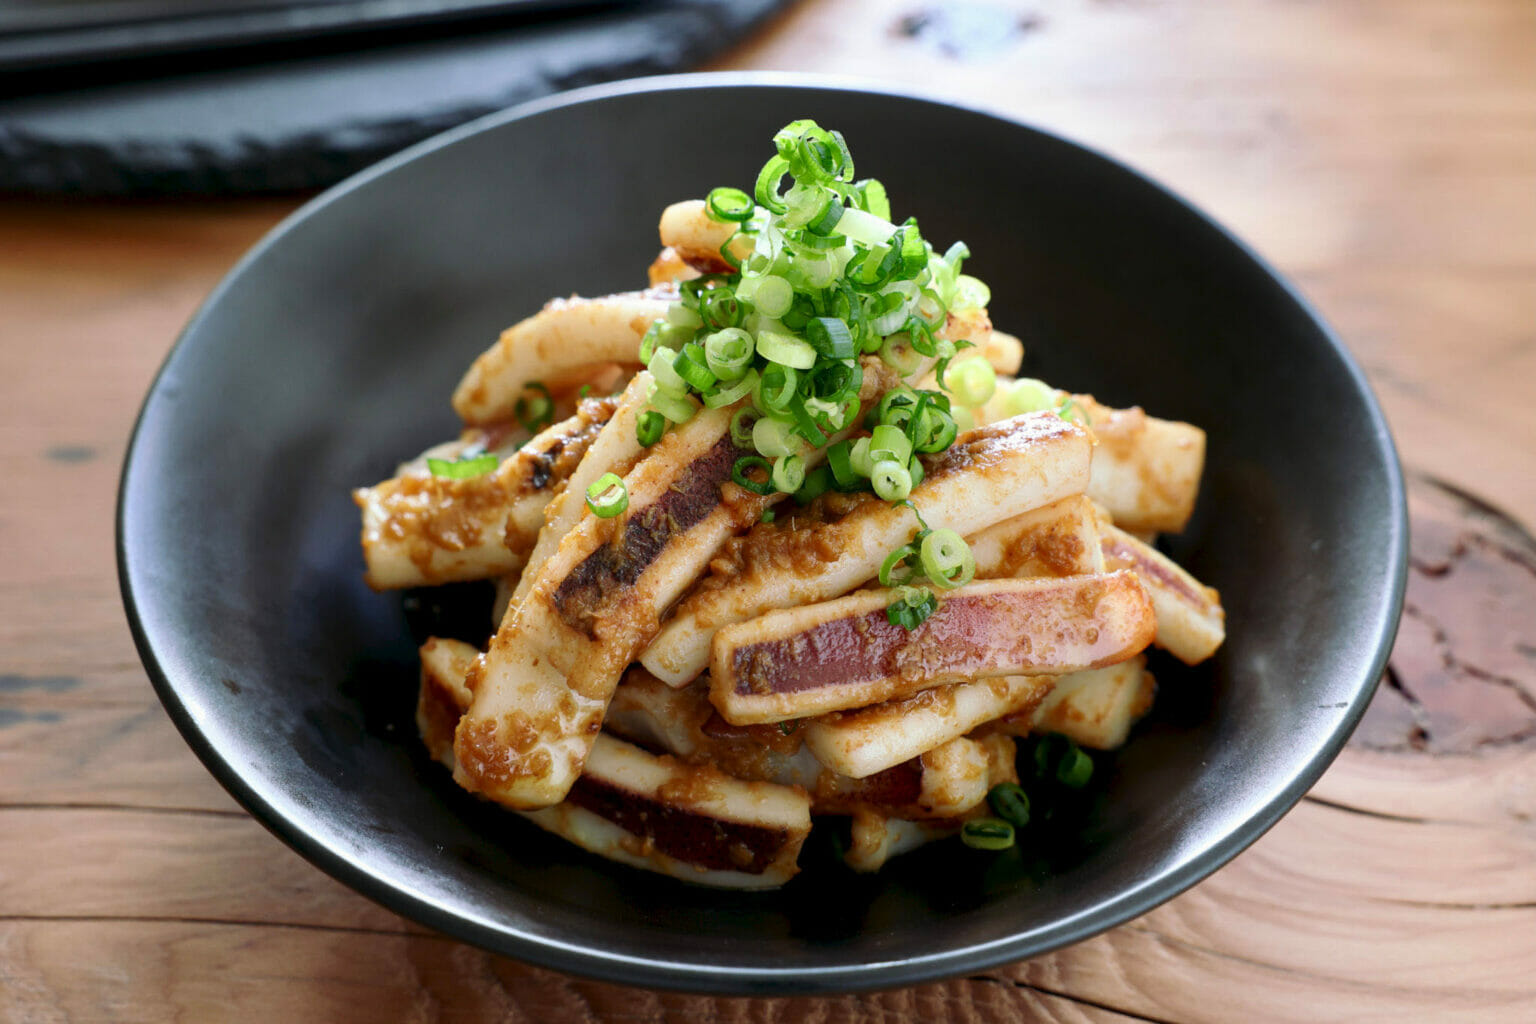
[118,74,1406,993]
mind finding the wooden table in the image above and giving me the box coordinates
[3,1,1532,1019]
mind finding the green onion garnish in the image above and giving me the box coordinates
[636,410,666,447]
[514,382,554,434]
[960,818,1015,851]
[638,120,998,616]
[947,357,997,409]
[1057,744,1094,788]
[987,782,1031,830]
[885,586,937,630]
[730,455,775,495]
[426,453,498,479]
[584,472,628,518]
[920,528,976,589]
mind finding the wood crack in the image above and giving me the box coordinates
[966,973,1180,1024]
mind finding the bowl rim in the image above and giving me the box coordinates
[117,70,1409,995]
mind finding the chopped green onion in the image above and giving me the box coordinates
[761,508,776,524]
[638,320,664,364]
[649,347,689,396]
[870,459,912,501]
[855,178,890,220]
[885,586,937,630]
[869,423,914,468]
[805,316,855,358]
[1005,378,1057,416]
[920,528,975,589]
[584,473,628,518]
[835,206,898,246]
[953,273,991,310]
[514,382,554,434]
[795,465,832,504]
[674,343,717,392]
[666,303,703,329]
[636,410,665,447]
[748,275,793,318]
[1057,744,1094,788]
[704,332,754,380]
[879,544,919,587]
[826,439,859,489]
[987,782,1030,830]
[771,454,806,493]
[878,332,923,375]
[648,385,698,424]
[752,416,801,458]
[699,288,746,330]
[731,455,775,495]
[952,406,976,433]
[706,186,755,223]
[754,155,791,214]
[1057,395,1083,424]
[961,818,1015,851]
[755,363,799,413]
[907,454,925,489]
[947,357,996,408]
[703,368,758,409]
[427,453,498,479]
[849,436,875,477]
[730,407,761,449]
[755,329,817,370]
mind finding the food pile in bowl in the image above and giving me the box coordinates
[353,120,1224,889]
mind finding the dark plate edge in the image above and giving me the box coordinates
[115,70,1410,996]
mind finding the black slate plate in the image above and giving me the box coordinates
[118,73,1407,994]
[0,0,786,194]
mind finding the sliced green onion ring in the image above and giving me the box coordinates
[730,407,761,449]
[703,328,754,381]
[585,473,629,518]
[870,459,912,501]
[879,544,919,587]
[771,454,806,493]
[920,528,975,588]
[427,453,498,479]
[635,410,666,447]
[706,186,755,223]
[730,455,775,495]
[961,818,1015,851]
[648,386,698,424]
[988,782,1030,830]
[755,329,817,370]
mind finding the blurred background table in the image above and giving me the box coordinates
[2,1,1533,1020]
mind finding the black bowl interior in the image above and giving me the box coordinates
[118,75,1406,994]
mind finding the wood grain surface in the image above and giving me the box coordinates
[2,0,1533,1020]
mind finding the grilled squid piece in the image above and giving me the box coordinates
[521,735,812,889]
[1100,524,1225,665]
[845,811,959,873]
[453,405,772,809]
[967,494,1105,580]
[605,669,1003,819]
[969,387,1205,534]
[509,373,651,609]
[990,654,1157,750]
[710,571,1156,725]
[355,398,617,589]
[647,246,701,287]
[658,200,737,274]
[641,413,1094,687]
[1076,395,1205,534]
[451,289,668,425]
[417,640,812,888]
[842,736,1017,872]
[803,674,1058,780]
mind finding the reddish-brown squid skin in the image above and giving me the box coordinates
[709,571,1157,725]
